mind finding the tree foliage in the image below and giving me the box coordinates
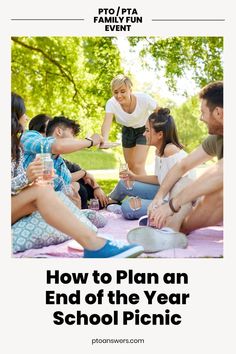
[172,96,208,152]
[12,36,222,148]
[128,37,223,91]
[11,36,123,138]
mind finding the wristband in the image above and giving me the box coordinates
[85,137,93,148]
[169,198,181,213]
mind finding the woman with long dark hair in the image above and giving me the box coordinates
[108,108,194,220]
[11,92,143,258]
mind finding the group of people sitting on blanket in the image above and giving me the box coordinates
[11,74,223,258]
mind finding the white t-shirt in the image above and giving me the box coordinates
[105,92,157,128]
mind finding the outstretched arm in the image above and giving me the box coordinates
[22,132,103,155]
[52,134,103,155]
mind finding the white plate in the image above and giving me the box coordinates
[99,142,120,149]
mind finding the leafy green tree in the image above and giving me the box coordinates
[11,36,123,138]
[12,36,221,149]
[128,37,223,91]
[172,96,208,152]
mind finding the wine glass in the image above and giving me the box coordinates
[89,198,100,211]
[119,162,134,190]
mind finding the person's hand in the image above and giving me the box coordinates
[147,197,164,217]
[90,134,104,146]
[99,140,109,149]
[149,202,174,228]
[26,157,44,183]
[119,169,136,181]
[99,141,120,149]
[93,188,109,208]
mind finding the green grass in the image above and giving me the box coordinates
[96,179,118,195]
[63,146,156,171]
[63,148,121,170]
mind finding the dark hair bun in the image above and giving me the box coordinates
[158,107,170,115]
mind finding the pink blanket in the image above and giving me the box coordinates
[13,211,223,258]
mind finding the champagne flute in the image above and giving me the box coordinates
[119,162,134,190]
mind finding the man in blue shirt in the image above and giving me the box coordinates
[21,116,103,192]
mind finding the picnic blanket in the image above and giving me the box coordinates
[13,210,223,258]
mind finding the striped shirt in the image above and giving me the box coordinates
[21,130,72,191]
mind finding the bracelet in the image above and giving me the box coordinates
[93,186,100,191]
[85,137,93,148]
[169,198,181,213]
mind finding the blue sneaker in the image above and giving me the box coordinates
[83,240,144,258]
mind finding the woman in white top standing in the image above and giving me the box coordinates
[109,108,194,220]
[101,74,158,174]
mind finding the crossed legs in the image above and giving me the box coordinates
[11,185,105,250]
[162,176,223,234]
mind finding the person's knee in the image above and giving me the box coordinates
[30,184,54,206]
[181,188,223,234]
[204,187,223,212]
[72,181,80,193]
[121,197,142,220]
[121,200,131,219]
[121,199,136,219]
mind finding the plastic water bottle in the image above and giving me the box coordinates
[36,153,54,185]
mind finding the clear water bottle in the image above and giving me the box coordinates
[36,153,54,185]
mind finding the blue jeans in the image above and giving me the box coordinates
[109,180,160,220]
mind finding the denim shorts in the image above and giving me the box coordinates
[122,126,146,148]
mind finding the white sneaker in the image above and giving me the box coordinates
[107,204,122,214]
[127,226,188,253]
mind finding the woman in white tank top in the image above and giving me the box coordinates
[109,108,195,220]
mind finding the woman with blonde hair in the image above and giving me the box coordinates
[101,74,158,174]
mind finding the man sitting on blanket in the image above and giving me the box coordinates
[26,114,108,209]
[21,116,108,207]
[127,81,223,252]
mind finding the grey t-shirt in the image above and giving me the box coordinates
[202,135,223,160]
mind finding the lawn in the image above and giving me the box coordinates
[63,148,121,194]
[63,147,122,170]
[96,179,118,195]
[63,146,157,170]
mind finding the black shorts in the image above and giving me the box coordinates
[122,126,147,148]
